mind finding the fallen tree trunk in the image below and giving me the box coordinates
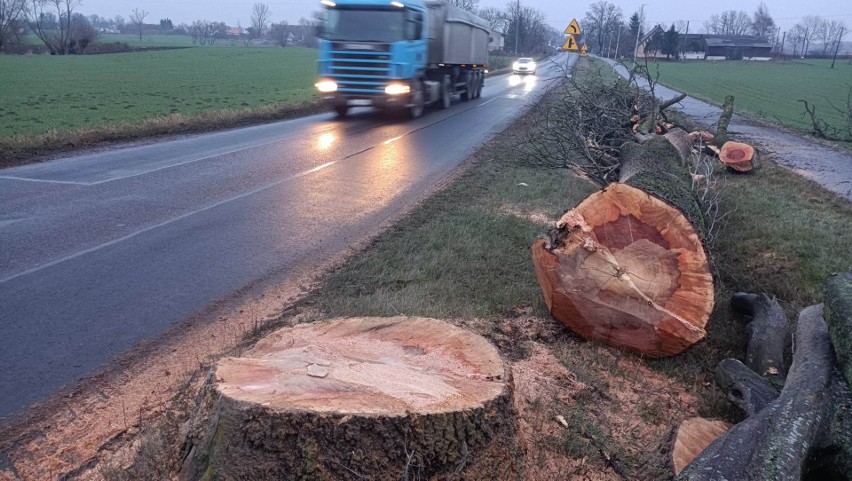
[180,317,520,481]
[678,287,852,481]
[532,134,714,357]
[677,305,835,480]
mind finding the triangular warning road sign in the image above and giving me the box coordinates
[562,35,579,51]
[564,19,581,35]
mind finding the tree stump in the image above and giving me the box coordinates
[532,135,713,357]
[180,316,520,481]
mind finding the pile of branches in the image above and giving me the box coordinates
[523,61,687,186]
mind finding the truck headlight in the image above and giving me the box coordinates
[315,79,338,93]
[385,83,410,95]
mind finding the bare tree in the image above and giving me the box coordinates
[250,2,271,40]
[582,0,623,53]
[444,0,478,13]
[477,6,506,32]
[792,15,821,56]
[704,10,751,36]
[129,7,147,41]
[817,19,845,54]
[750,2,775,37]
[27,0,81,54]
[269,20,288,47]
[69,12,95,52]
[0,0,27,50]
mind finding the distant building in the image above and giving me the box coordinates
[488,31,504,52]
[703,36,772,60]
[636,28,773,60]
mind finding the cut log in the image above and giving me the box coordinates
[180,317,520,481]
[719,141,756,173]
[532,137,713,357]
[730,292,788,385]
[676,305,839,480]
[714,358,779,416]
[671,417,731,475]
[824,271,852,388]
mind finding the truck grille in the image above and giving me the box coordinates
[328,43,392,94]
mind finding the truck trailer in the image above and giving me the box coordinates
[314,0,490,118]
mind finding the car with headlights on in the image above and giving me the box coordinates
[513,57,536,75]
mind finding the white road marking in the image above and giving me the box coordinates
[0,161,337,285]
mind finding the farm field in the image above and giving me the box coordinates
[0,47,318,138]
[651,59,851,135]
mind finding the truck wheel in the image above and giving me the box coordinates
[334,105,349,117]
[408,81,424,119]
[440,77,451,109]
[461,75,472,101]
[473,73,483,98]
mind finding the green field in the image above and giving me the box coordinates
[0,47,318,138]
[651,59,852,134]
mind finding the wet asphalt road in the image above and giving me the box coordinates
[0,54,577,419]
[599,57,852,201]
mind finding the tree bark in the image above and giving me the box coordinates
[532,135,713,357]
[714,358,779,416]
[180,317,521,481]
[824,271,852,388]
[677,305,840,481]
[730,292,788,385]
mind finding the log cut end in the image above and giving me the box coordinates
[719,141,755,173]
[216,316,507,415]
[532,183,713,357]
[672,417,732,475]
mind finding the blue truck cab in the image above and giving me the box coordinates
[315,0,490,118]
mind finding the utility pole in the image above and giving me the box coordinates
[831,27,844,69]
[614,25,622,59]
[514,0,520,55]
[633,3,646,64]
[779,30,786,59]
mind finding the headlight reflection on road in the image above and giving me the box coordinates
[509,74,538,90]
[317,132,336,151]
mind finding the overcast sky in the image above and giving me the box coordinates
[78,0,851,34]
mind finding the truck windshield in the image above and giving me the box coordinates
[324,8,406,42]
